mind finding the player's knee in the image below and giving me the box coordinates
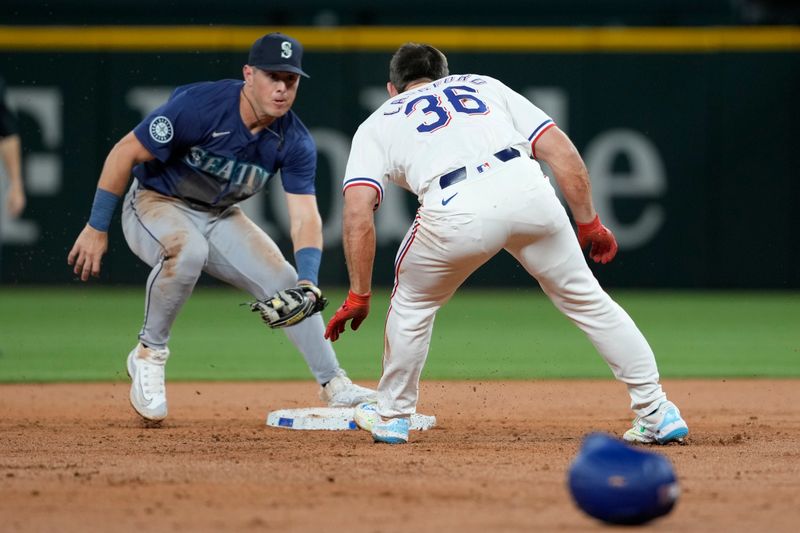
[162,236,208,280]
[561,291,621,325]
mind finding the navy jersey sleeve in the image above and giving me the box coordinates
[132,88,203,162]
[279,132,317,195]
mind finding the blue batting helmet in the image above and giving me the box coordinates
[567,433,679,525]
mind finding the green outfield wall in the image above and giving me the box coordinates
[1,26,798,288]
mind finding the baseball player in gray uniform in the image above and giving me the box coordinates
[326,43,689,445]
[67,33,375,423]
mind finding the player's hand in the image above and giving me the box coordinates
[324,290,371,342]
[296,281,324,303]
[577,215,618,264]
[67,224,109,281]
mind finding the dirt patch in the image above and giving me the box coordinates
[1,379,798,532]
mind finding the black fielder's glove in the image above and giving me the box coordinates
[249,283,328,329]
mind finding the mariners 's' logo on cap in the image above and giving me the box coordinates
[149,116,173,143]
[281,41,292,59]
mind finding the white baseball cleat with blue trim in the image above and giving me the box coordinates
[372,417,410,445]
[623,401,689,445]
[353,401,379,431]
[355,402,410,444]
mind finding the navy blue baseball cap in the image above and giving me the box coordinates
[248,32,309,78]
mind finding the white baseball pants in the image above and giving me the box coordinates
[378,156,667,419]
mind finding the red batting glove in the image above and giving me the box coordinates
[577,215,619,264]
[324,290,371,341]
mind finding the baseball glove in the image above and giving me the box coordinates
[249,284,328,329]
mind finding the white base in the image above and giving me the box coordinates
[266,407,436,431]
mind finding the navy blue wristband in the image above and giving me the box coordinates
[87,188,121,232]
[294,247,322,286]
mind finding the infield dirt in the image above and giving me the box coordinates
[1,379,798,532]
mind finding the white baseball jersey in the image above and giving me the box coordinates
[343,74,554,206]
[340,73,669,426]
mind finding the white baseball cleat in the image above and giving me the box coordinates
[372,417,410,444]
[353,401,379,431]
[354,402,410,444]
[127,343,170,422]
[319,371,377,408]
[623,400,689,445]
[353,402,438,434]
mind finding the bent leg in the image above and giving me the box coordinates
[508,214,666,416]
[121,188,209,349]
[379,215,502,418]
[203,207,340,384]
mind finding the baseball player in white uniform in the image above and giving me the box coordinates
[325,43,689,445]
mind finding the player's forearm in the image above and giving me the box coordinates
[553,166,596,224]
[342,208,376,295]
[535,127,596,223]
[0,134,22,185]
[285,192,324,251]
[85,133,153,232]
[96,141,139,196]
[289,210,323,251]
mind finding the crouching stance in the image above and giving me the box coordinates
[68,33,375,423]
[325,43,687,445]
